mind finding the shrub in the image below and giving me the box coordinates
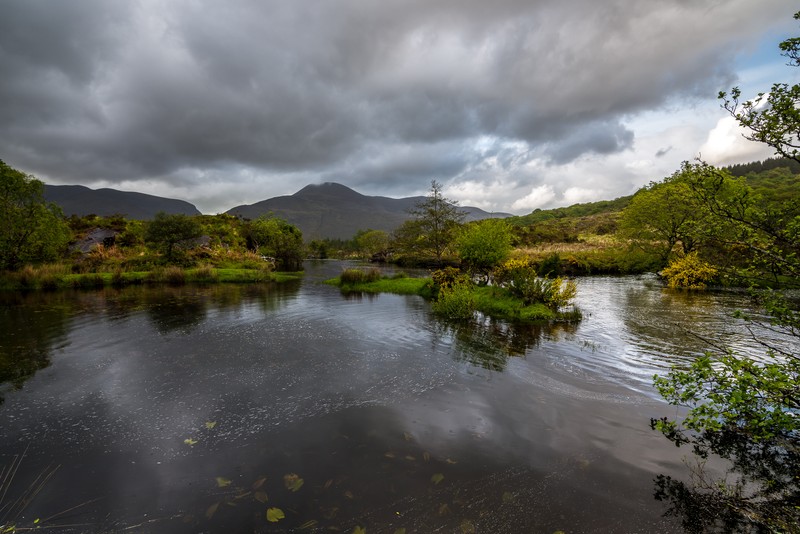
[193,264,219,284]
[339,267,382,284]
[493,257,577,309]
[661,251,719,289]
[431,283,475,320]
[163,266,186,286]
[431,266,470,293]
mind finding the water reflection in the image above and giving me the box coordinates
[0,292,71,403]
[436,315,577,371]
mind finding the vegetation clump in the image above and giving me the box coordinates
[660,252,718,289]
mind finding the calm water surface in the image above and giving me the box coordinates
[0,262,778,533]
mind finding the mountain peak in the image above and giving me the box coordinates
[294,182,364,200]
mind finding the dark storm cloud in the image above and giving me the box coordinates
[0,0,791,211]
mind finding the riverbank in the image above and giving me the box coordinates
[0,264,302,291]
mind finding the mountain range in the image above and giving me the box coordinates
[44,184,201,219]
[45,182,510,240]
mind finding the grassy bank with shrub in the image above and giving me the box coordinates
[327,267,581,323]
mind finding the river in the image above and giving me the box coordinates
[0,262,779,533]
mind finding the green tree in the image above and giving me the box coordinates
[619,170,706,264]
[400,180,465,264]
[0,160,70,270]
[354,229,390,259]
[247,216,304,269]
[455,218,513,284]
[652,15,800,530]
[144,212,202,260]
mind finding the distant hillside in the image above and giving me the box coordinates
[508,195,632,227]
[44,184,201,219]
[226,182,510,240]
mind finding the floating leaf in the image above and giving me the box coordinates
[438,503,451,516]
[216,477,232,488]
[404,455,416,461]
[205,502,220,520]
[430,473,445,485]
[323,479,333,490]
[384,452,396,459]
[460,520,476,534]
[423,452,430,461]
[352,526,366,534]
[33,519,40,525]
[394,529,407,534]
[184,438,197,446]
[205,421,217,429]
[283,473,304,492]
[552,531,566,534]
[403,432,413,441]
[344,490,354,499]
[299,519,318,530]
[254,491,268,503]
[502,491,515,504]
[266,507,285,522]
[445,458,457,464]
[252,477,267,490]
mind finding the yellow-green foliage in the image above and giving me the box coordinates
[492,257,577,309]
[661,252,718,289]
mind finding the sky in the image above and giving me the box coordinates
[1,1,797,215]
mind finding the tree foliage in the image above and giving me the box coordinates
[399,180,466,264]
[0,160,70,270]
[619,170,706,264]
[144,212,202,260]
[652,16,800,531]
[246,216,304,269]
[455,218,513,284]
[719,12,800,164]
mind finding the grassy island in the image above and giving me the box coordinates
[327,266,581,323]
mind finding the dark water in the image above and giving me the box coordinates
[0,263,781,533]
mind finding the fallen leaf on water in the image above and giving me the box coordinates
[423,452,430,461]
[184,438,197,446]
[460,520,476,533]
[552,531,566,534]
[344,490,354,499]
[403,432,413,441]
[205,421,217,429]
[404,455,416,461]
[430,473,445,485]
[283,473,304,492]
[352,526,366,534]
[216,477,232,488]
[384,452,396,459]
[254,491,268,503]
[393,529,406,534]
[445,458,457,464]
[323,479,333,490]
[438,503,451,516]
[299,519,318,529]
[205,502,220,520]
[502,491,515,504]
[252,477,267,490]
[266,507,285,522]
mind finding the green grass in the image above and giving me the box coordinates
[328,274,581,323]
[0,265,302,291]
[328,276,434,297]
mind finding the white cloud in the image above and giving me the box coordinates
[698,115,775,167]
[511,184,557,211]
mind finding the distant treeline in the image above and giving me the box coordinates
[724,156,800,176]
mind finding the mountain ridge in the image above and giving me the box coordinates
[44,181,511,240]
